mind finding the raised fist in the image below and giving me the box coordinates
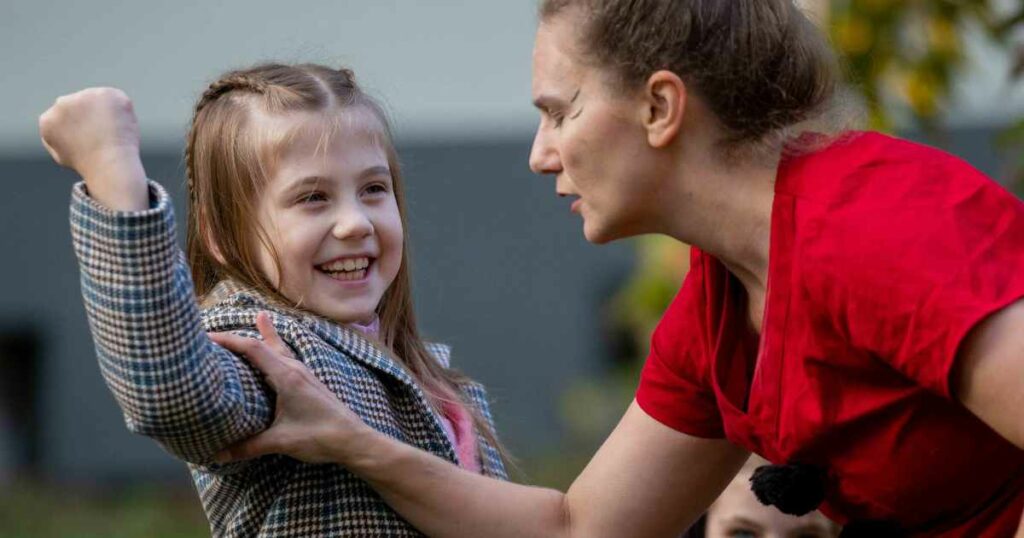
[39,87,148,211]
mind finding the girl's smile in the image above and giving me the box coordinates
[317,255,374,283]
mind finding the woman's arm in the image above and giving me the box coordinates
[213,326,750,538]
[41,88,272,464]
[952,298,1024,536]
[954,298,1024,449]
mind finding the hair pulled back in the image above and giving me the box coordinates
[540,0,842,152]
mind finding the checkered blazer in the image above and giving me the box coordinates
[70,181,507,537]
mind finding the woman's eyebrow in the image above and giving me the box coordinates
[532,89,580,112]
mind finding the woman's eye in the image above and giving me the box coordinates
[727,530,757,538]
[551,113,565,128]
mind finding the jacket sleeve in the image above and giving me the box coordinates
[70,180,271,465]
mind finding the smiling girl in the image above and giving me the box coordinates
[39,63,507,537]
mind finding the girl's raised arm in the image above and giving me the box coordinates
[40,89,272,465]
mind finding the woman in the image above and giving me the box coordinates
[214,1,1024,536]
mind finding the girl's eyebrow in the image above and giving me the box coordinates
[359,165,392,180]
[722,515,763,530]
[283,176,330,193]
[282,166,391,194]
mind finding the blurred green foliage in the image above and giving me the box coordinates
[0,480,207,538]
[832,0,1024,188]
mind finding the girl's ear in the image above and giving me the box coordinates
[642,70,687,149]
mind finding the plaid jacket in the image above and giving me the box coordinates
[70,181,507,537]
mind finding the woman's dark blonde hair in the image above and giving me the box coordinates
[185,63,508,466]
[539,0,848,157]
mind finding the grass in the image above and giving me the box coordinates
[0,480,208,538]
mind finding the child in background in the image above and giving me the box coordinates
[39,63,507,537]
[686,456,841,538]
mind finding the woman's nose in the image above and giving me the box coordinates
[529,125,562,175]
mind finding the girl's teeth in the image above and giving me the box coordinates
[320,257,370,272]
[326,269,366,281]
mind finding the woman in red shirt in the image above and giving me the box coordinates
[203,0,1024,536]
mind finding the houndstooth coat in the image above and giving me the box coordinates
[70,181,507,537]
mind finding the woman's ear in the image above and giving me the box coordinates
[643,70,687,148]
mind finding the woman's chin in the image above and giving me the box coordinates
[582,218,623,245]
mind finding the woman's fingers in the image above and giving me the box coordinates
[255,311,295,360]
[209,330,291,386]
[214,432,276,463]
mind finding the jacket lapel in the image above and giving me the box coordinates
[203,282,506,478]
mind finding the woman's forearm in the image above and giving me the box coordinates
[328,401,748,538]
[345,425,572,538]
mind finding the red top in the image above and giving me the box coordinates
[636,132,1024,536]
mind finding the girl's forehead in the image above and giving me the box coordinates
[259,107,390,163]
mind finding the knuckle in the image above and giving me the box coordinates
[279,367,308,387]
[276,345,296,360]
[239,337,261,353]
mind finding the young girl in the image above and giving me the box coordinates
[39,63,507,537]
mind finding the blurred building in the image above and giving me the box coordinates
[0,0,1020,489]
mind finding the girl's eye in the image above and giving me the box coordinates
[551,113,565,128]
[727,530,758,538]
[364,183,390,196]
[298,191,328,204]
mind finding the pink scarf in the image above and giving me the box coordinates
[348,317,481,472]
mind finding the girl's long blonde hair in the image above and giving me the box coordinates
[185,63,509,467]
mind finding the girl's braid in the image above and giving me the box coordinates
[185,74,270,196]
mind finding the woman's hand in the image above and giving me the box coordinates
[38,87,148,211]
[210,312,372,464]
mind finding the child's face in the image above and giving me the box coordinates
[254,110,403,324]
[705,465,839,538]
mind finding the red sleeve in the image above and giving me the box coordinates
[815,142,1024,398]
[636,250,725,438]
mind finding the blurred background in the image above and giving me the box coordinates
[1,0,1022,536]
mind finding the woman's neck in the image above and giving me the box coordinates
[661,145,779,295]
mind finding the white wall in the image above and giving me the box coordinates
[3,0,1022,155]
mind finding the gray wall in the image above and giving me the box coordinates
[3,0,1022,155]
[0,126,1016,484]
[0,137,633,483]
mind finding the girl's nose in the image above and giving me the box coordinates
[332,207,374,240]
